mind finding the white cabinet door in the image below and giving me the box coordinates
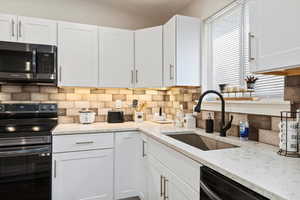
[163,15,201,87]
[167,171,199,200]
[58,22,98,87]
[52,149,114,200]
[249,0,300,73]
[0,13,17,42]
[163,16,176,87]
[147,155,164,200]
[135,26,163,88]
[99,27,134,88]
[17,16,57,45]
[115,132,146,199]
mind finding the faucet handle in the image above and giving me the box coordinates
[220,115,233,137]
[224,115,233,130]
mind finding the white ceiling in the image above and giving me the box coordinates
[99,0,193,23]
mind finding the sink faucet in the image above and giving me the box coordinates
[194,90,233,137]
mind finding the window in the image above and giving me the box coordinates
[203,0,284,99]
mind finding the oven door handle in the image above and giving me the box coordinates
[200,180,223,200]
[0,146,51,157]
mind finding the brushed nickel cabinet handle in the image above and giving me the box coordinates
[54,160,57,178]
[170,65,174,80]
[11,20,15,37]
[136,70,138,83]
[164,178,169,200]
[142,140,146,157]
[59,66,62,82]
[160,175,164,197]
[18,21,22,38]
[248,32,255,62]
[131,70,134,84]
[75,141,94,145]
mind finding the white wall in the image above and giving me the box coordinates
[179,0,234,20]
[0,0,158,29]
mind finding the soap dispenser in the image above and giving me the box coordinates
[205,113,214,133]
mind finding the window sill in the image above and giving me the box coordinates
[201,100,291,116]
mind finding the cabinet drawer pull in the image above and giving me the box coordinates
[75,141,94,145]
[248,32,255,62]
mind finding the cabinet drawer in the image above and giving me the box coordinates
[148,137,201,192]
[53,133,114,153]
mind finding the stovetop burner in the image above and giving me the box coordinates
[0,103,58,147]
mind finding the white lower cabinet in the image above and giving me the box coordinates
[148,154,199,200]
[115,132,147,200]
[52,149,114,200]
[52,133,114,200]
[52,132,200,200]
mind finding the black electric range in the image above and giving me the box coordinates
[0,103,58,200]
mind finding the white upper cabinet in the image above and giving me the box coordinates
[58,22,98,87]
[0,14,17,42]
[164,15,201,87]
[249,0,300,73]
[99,27,134,88]
[0,13,57,45]
[17,16,57,45]
[135,26,163,88]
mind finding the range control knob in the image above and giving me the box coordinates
[0,105,5,112]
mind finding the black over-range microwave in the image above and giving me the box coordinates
[0,41,57,85]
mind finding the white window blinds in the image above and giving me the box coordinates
[212,4,242,88]
[205,0,284,98]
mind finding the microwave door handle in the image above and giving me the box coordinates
[0,146,50,157]
[200,180,223,200]
[32,49,37,74]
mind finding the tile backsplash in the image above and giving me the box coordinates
[2,75,299,148]
[0,85,201,124]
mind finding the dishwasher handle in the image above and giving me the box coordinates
[200,180,223,200]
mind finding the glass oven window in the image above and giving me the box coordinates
[0,50,33,73]
[0,147,51,200]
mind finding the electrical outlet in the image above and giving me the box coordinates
[115,100,123,109]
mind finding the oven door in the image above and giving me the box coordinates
[0,145,51,200]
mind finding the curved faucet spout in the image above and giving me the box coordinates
[194,90,233,137]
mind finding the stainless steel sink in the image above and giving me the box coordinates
[166,133,238,151]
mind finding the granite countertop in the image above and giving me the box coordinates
[53,122,300,200]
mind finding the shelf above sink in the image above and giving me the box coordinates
[165,133,239,151]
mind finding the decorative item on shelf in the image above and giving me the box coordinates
[278,111,300,158]
[134,102,146,123]
[218,84,228,93]
[218,86,258,101]
[245,75,258,90]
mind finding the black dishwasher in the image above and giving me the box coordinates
[200,166,269,200]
